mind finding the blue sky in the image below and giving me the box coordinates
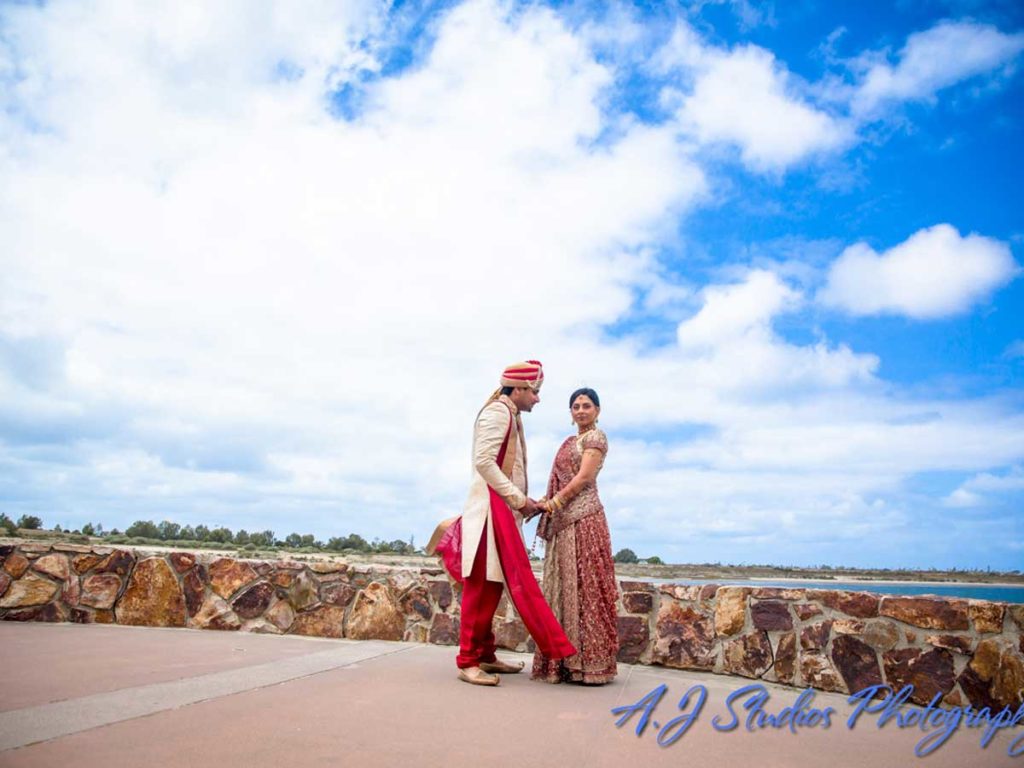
[0,0,1022,569]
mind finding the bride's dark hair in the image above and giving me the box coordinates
[569,387,600,408]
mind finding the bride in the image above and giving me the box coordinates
[532,387,619,684]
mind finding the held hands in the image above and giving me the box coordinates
[542,494,565,514]
[521,497,542,521]
[520,494,566,521]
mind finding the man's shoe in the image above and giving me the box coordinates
[480,659,525,674]
[458,666,500,686]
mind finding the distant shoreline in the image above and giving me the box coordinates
[642,574,1024,589]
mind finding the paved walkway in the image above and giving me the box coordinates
[0,623,1019,767]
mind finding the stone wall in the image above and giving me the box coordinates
[2,542,1021,708]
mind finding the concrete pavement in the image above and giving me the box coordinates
[0,622,1019,767]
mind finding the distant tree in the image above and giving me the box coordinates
[180,525,196,540]
[54,524,63,532]
[234,529,250,545]
[194,525,210,541]
[285,533,302,548]
[1,512,18,532]
[109,528,121,536]
[16,515,43,530]
[126,520,160,539]
[613,548,638,564]
[249,530,274,547]
[645,556,663,565]
[387,539,411,554]
[81,522,96,536]
[158,520,181,540]
[325,537,346,551]
[299,534,316,548]
[341,533,369,551]
[208,527,233,543]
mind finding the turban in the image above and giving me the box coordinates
[500,360,544,390]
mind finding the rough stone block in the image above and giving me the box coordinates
[879,596,969,630]
[617,615,649,664]
[882,648,954,705]
[115,557,186,627]
[751,600,793,631]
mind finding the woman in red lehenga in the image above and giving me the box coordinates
[532,387,619,684]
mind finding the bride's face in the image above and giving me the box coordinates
[570,395,599,430]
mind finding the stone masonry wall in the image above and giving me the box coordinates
[2,542,1022,709]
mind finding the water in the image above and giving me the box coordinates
[644,578,1024,604]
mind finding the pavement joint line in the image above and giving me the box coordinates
[0,639,418,752]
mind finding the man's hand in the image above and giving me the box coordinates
[520,497,541,521]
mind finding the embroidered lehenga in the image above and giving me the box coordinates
[532,428,619,684]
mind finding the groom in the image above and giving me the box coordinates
[455,360,575,686]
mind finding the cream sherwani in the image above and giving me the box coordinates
[460,395,528,582]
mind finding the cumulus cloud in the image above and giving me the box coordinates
[0,0,706,531]
[850,20,1024,117]
[676,270,800,349]
[819,224,1019,319]
[654,23,850,172]
[677,45,850,171]
[631,16,1023,173]
[944,466,1024,508]
[0,1,1022,568]
[670,270,878,395]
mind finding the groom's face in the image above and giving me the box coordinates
[510,385,540,413]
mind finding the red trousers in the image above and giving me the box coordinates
[456,525,504,669]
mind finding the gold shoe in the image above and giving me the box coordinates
[458,666,500,686]
[480,659,525,674]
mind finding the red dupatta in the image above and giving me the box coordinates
[435,406,576,660]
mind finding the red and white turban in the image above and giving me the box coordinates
[500,360,544,390]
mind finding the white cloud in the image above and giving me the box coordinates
[0,1,1021,568]
[669,270,877,395]
[819,224,1019,319]
[944,466,1024,508]
[654,23,850,172]
[676,269,799,349]
[0,0,706,529]
[640,16,1024,174]
[677,45,850,171]
[851,20,1024,117]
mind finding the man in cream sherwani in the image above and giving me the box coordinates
[455,360,545,686]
